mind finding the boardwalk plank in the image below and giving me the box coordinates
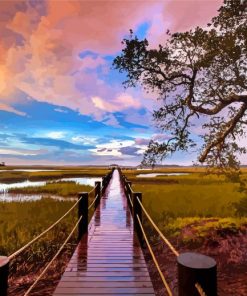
[53,170,155,296]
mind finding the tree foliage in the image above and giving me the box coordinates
[113,0,247,170]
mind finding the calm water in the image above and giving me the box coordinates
[137,173,189,178]
[0,177,102,202]
[0,169,59,172]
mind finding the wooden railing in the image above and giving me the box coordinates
[0,169,114,296]
[119,168,217,296]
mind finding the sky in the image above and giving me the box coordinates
[0,0,225,166]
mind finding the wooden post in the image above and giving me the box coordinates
[133,192,143,244]
[95,181,101,209]
[78,192,88,240]
[102,176,106,194]
[0,256,9,296]
[177,252,217,296]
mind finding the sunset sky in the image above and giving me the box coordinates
[0,0,224,166]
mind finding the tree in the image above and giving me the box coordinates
[113,0,247,171]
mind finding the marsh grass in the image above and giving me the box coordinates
[0,168,107,295]
[0,168,109,183]
[0,198,80,296]
[1,196,97,295]
[9,181,93,197]
[127,170,247,239]
[0,199,77,256]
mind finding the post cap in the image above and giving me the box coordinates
[177,252,216,269]
[0,256,9,267]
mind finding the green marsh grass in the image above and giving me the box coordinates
[0,167,109,183]
[126,169,247,239]
[9,181,93,197]
[0,198,77,256]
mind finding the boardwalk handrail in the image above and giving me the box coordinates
[88,193,98,210]
[136,196,179,257]
[23,216,83,296]
[0,169,114,296]
[136,214,173,296]
[119,169,216,296]
[8,195,83,260]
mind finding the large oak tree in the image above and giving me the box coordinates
[113,0,247,170]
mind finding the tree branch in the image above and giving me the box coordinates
[199,103,247,162]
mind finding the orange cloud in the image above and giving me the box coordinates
[0,0,222,120]
[92,93,141,112]
[147,0,223,46]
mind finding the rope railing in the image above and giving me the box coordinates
[9,171,112,261]
[195,283,207,296]
[119,169,217,296]
[137,195,208,296]
[24,216,82,296]
[88,193,99,210]
[136,196,179,257]
[8,195,83,260]
[0,169,114,296]
[136,214,173,296]
[24,216,83,296]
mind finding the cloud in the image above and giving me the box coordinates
[0,0,226,166]
[120,146,139,156]
[152,133,172,142]
[0,103,26,116]
[19,136,94,150]
[0,148,43,156]
[0,0,160,118]
[46,131,66,139]
[92,93,141,112]
[135,138,150,145]
[72,136,98,145]
[103,114,122,128]
[54,108,68,113]
[0,0,221,120]
[91,139,135,157]
[146,0,223,47]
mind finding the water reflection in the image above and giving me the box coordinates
[0,177,101,202]
[137,172,189,178]
[61,177,101,186]
[0,169,58,172]
[77,234,88,272]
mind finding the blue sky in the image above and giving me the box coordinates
[0,0,222,166]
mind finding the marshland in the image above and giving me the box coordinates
[1,166,247,295]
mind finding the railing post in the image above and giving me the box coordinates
[78,192,88,240]
[102,176,106,194]
[177,252,217,296]
[95,181,101,209]
[0,256,9,296]
[133,192,143,244]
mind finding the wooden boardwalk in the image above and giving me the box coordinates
[53,170,155,296]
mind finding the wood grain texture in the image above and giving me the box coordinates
[53,170,155,295]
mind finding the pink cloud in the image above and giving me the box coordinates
[92,94,141,112]
[147,0,223,47]
[0,0,223,123]
[0,103,26,116]
[135,138,150,145]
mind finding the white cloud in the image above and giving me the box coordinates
[46,131,66,139]
[54,108,68,113]
[90,139,135,157]
[0,148,38,156]
[72,136,98,145]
